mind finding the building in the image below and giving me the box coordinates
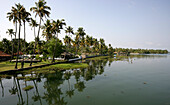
[0,51,11,61]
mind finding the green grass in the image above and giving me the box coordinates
[0,60,65,72]
[51,63,89,69]
[86,56,110,60]
[17,63,88,74]
[22,85,34,91]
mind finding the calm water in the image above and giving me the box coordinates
[0,54,170,105]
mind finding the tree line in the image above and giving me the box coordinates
[1,0,114,69]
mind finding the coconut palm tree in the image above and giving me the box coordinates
[14,3,24,69]
[99,38,105,55]
[30,0,51,66]
[65,26,74,37]
[63,35,72,53]
[51,19,66,63]
[7,6,18,42]
[75,27,86,54]
[21,7,31,68]
[29,18,38,66]
[6,29,15,61]
[65,26,74,52]
[42,19,52,41]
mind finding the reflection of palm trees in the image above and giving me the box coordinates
[74,81,86,92]
[32,79,42,105]
[9,77,17,95]
[43,71,67,105]
[0,77,4,97]
[16,76,25,105]
[64,71,75,98]
[73,70,86,92]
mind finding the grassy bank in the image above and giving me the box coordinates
[16,63,88,74]
[0,60,61,72]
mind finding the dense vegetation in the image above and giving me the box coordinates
[114,48,168,54]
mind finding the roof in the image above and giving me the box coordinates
[0,51,11,57]
[14,51,23,55]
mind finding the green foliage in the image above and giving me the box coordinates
[114,48,168,54]
[45,38,63,57]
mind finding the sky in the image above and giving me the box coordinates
[0,0,170,51]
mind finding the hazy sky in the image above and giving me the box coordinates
[0,0,170,51]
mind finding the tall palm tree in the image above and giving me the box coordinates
[8,3,24,69]
[6,29,15,61]
[30,0,51,63]
[42,19,52,41]
[75,27,86,54]
[63,35,71,53]
[65,26,74,37]
[29,18,38,66]
[51,19,66,63]
[65,26,74,53]
[21,7,31,68]
[7,6,18,42]
[99,38,105,55]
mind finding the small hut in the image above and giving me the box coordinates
[0,51,11,61]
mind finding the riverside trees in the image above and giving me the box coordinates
[4,0,168,69]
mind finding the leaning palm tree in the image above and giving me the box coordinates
[21,7,31,68]
[6,29,15,61]
[51,19,66,63]
[30,0,51,66]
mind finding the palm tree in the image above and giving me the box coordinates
[99,38,105,55]
[29,18,38,66]
[65,26,74,53]
[63,35,72,53]
[14,3,24,69]
[51,19,66,63]
[42,19,52,41]
[30,0,51,62]
[65,26,74,37]
[7,6,18,42]
[21,7,31,68]
[75,27,86,54]
[6,29,15,61]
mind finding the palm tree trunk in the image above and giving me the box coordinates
[52,33,58,63]
[11,35,14,62]
[15,23,21,69]
[16,78,24,104]
[0,78,4,97]
[21,22,26,68]
[30,18,41,66]
[30,27,36,66]
[37,17,42,54]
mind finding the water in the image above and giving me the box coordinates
[0,54,170,105]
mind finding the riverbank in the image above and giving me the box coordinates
[0,55,107,74]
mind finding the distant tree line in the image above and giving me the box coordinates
[114,48,168,54]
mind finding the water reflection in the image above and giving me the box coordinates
[0,55,168,105]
